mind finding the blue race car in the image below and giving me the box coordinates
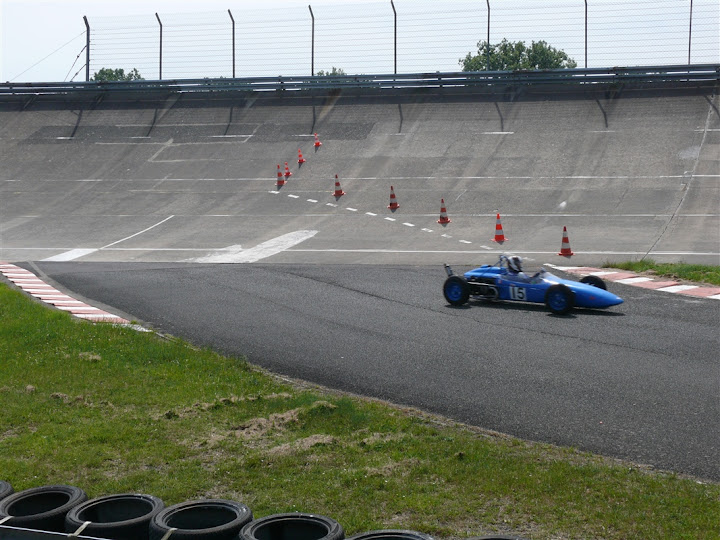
[442,254,623,315]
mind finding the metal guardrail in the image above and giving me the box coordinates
[1,65,718,97]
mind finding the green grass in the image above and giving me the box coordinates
[603,260,720,286]
[1,282,719,539]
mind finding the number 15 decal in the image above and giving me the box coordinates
[509,286,526,300]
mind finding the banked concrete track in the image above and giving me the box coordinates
[1,83,719,481]
[0,83,718,265]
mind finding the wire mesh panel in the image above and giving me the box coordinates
[82,0,719,81]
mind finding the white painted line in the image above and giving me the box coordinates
[307,199,318,203]
[459,240,472,244]
[269,190,280,194]
[657,285,699,293]
[616,277,653,284]
[588,271,620,276]
[709,294,720,300]
[42,248,99,262]
[101,215,175,249]
[288,194,300,199]
[74,313,127,320]
[24,289,62,294]
[346,208,358,212]
[441,234,452,238]
[366,212,377,216]
[326,203,338,207]
[384,217,396,222]
[421,228,433,233]
[403,222,415,227]
[192,231,318,263]
[56,306,101,311]
[480,245,492,250]
[546,265,580,270]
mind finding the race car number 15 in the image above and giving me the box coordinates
[509,286,527,300]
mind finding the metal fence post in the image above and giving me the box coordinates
[584,0,588,68]
[309,5,315,76]
[228,9,235,77]
[83,16,90,81]
[688,0,693,64]
[156,13,163,80]
[391,0,397,74]
[486,0,490,70]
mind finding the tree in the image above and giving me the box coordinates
[91,68,144,82]
[460,39,577,71]
[316,67,346,76]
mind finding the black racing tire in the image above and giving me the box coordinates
[580,275,607,290]
[347,531,434,540]
[544,284,575,315]
[0,481,13,502]
[65,493,164,540]
[0,484,87,533]
[443,275,470,306]
[149,499,252,540]
[240,513,344,540]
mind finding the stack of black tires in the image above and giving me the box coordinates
[0,481,526,540]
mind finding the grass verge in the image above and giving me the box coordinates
[602,260,720,286]
[1,282,719,539]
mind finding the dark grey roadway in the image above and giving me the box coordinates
[28,261,720,481]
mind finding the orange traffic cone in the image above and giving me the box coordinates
[314,132,322,150]
[332,174,345,197]
[437,199,451,224]
[558,226,574,256]
[491,213,506,242]
[387,185,399,210]
[276,164,286,187]
[284,162,292,178]
[297,148,306,165]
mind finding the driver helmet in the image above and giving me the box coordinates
[507,255,523,273]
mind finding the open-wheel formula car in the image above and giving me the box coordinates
[443,254,623,315]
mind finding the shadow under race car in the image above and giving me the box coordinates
[442,255,623,315]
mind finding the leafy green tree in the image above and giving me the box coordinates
[91,68,144,82]
[316,67,346,76]
[460,39,577,71]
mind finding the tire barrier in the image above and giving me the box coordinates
[347,530,434,540]
[0,481,13,502]
[240,513,344,540]
[65,493,164,540]
[0,485,87,533]
[149,499,252,540]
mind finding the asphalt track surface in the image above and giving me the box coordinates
[22,260,719,481]
[2,84,719,480]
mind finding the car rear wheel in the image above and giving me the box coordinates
[443,276,470,306]
[545,284,574,315]
[580,275,607,290]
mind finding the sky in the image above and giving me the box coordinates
[1,0,718,82]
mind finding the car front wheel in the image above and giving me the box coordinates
[545,284,575,315]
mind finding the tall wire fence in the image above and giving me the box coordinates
[81,0,719,81]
